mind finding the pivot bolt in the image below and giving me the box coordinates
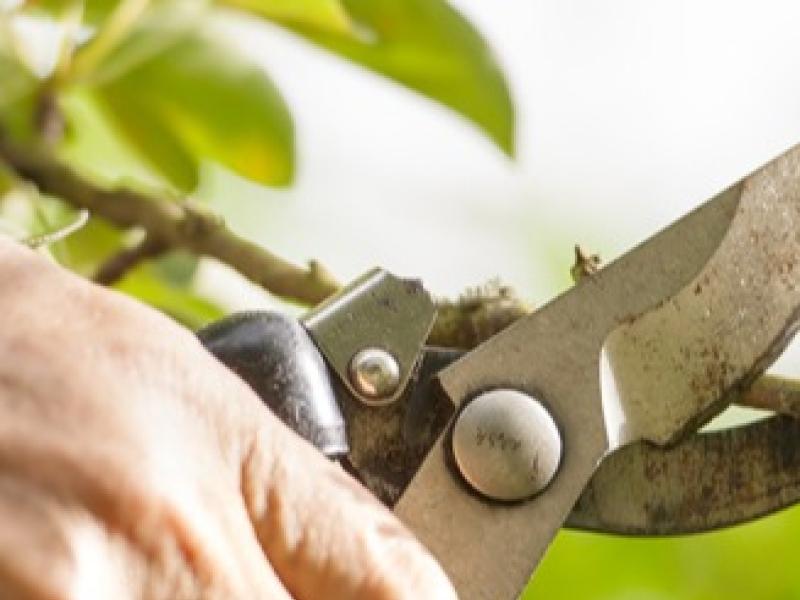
[451,389,562,502]
[348,347,401,403]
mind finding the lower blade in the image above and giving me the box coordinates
[569,415,800,535]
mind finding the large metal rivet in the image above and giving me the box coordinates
[348,347,401,402]
[451,389,562,502]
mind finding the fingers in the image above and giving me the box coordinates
[0,242,295,599]
[239,415,457,600]
[0,239,455,598]
[0,474,81,600]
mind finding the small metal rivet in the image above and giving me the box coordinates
[348,347,401,402]
[451,389,562,502]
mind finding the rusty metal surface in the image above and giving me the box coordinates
[568,415,800,534]
[361,348,800,533]
[395,143,800,600]
[567,374,800,534]
[567,375,800,534]
[337,348,457,506]
[600,149,800,446]
[302,268,436,405]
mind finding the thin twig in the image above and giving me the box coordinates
[570,244,602,283]
[68,0,152,82]
[0,133,340,305]
[93,233,169,285]
[24,207,89,248]
[738,375,800,419]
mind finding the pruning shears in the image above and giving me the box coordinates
[199,143,800,599]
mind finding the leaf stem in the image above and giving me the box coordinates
[68,0,151,82]
[52,0,85,82]
[24,207,89,248]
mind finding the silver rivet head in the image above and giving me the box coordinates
[348,347,401,402]
[451,389,562,502]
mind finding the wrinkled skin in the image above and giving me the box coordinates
[0,238,455,600]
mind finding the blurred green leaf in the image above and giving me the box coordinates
[24,0,118,23]
[96,87,201,190]
[0,36,39,140]
[0,165,13,196]
[49,216,124,275]
[58,89,179,190]
[87,29,294,191]
[25,198,126,275]
[221,0,352,34]
[20,195,217,328]
[115,263,226,329]
[153,250,200,286]
[282,0,515,155]
[0,192,124,272]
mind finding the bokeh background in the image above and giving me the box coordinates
[198,2,800,598]
[6,1,800,598]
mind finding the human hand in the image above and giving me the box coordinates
[0,238,455,600]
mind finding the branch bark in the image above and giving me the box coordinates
[428,282,530,349]
[738,375,800,419]
[428,288,800,420]
[93,233,169,285]
[0,133,340,305]
[2,133,798,419]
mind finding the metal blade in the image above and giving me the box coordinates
[356,345,800,534]
[568,414,800,535]
[396,143,800,600]
[568,374,800,534]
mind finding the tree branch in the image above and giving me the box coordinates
[428,281,530,349]
[738,375,800,419]
[0,133,340,305]
[3,133,800,420]
[93,233,169,285]
[426,284,800,420]
[4,129,796,423]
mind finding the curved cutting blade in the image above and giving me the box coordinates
[397,355,800,535]
[397,144,800,600]
[568,374,800,534]
[568,414,800,534]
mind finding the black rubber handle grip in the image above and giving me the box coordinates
[197,311,348,458]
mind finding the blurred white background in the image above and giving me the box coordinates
[198,0,800,378]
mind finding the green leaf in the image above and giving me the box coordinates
[96,87,201,190]
[26,0,181,26]
[24,0,118,23]
[115,263,226,329]
[49,217,124,275]
[28,200,126,275]
[220,0,352,34]
[80,0,129,24]
[88,29,294,191]
[58,89,182,190]
[0,192,124,273]
[19,196,220,329]
[0,36,40,140]
[0,164,14,197]
[153,250,200,286]
[278,0,515,155]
